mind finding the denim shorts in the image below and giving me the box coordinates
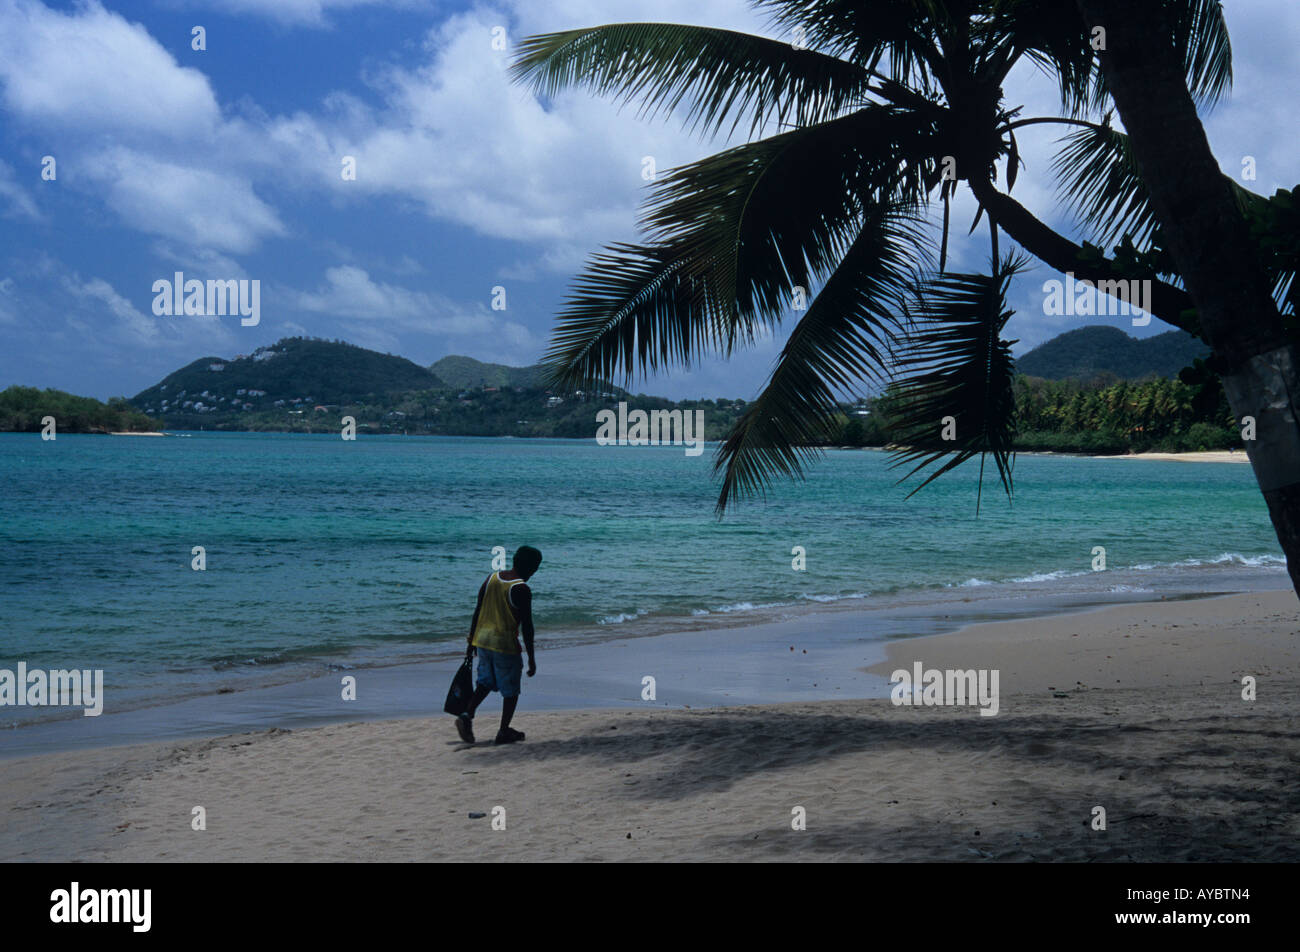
[475,647,523,698]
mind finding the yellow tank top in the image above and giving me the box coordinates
[471,572,524,654]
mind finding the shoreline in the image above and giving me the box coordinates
[815,445,1250,464]
[7,430,1248,463]
[2,579,1291,758]
[3,588,1295,861]
[2,552,1287,743]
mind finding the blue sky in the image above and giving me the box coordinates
[1,0,1298,401]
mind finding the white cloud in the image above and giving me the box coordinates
[193,0,424,28]
[0,0,220,138]
[150,243,248,282]
[63,275,163,345]
[89,148,285,254]
[0,0,793,274]
[21,264,239,355]
[295,264,433,321]
[293,264,543,363]
[0,2,280,259]
[259,1,770,271]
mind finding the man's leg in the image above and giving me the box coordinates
[494,653,525,743]
[469,649,498,717]
[457,683,492,743]
[458,650,497,744]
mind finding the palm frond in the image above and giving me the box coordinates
[1245,185,1300,320]
[756,0,945,90]
[714,205,929,512]
[988,0,1232,117]
[1052,118,1156,245]
[642,104,940,334]
[888,253,1025,511]
[1169,0,1232,106]
[987,0,1105,116]
[510,23,873,140]
[546,105,942,389]
[541,242,719,389]
[1053,117,1267,248]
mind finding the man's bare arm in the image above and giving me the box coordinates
[511,583,536,675]
[466,578,487,655]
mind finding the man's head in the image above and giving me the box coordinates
[513,545,543,580]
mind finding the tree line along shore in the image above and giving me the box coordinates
[1,367,1241,456]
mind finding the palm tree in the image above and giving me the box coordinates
[511,0,1299,592]
[1074,0,1300,593]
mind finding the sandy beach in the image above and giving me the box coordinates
[3,590,1296,862]
[1093,450,1250,463]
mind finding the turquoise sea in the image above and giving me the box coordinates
[0,431,1286,724]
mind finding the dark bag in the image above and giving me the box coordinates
[443,657,474,716]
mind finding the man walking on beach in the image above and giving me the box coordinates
[457,545,542,745]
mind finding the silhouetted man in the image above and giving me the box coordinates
[457,545,542,745]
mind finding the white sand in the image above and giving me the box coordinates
[1093,450,1249,463]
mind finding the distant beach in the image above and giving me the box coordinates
[1093,450,1249,463]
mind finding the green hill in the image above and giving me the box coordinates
[1015,326,1209,380]
[131,338,444,416]
[429,355,547,390]
[1,386,160,433]
[126,345,745,438]
[125,336,747,438]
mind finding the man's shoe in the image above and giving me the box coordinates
[494,727,525,745]
[456,713,475,744]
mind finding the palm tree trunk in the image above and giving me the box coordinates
[1076,0,1300,597]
